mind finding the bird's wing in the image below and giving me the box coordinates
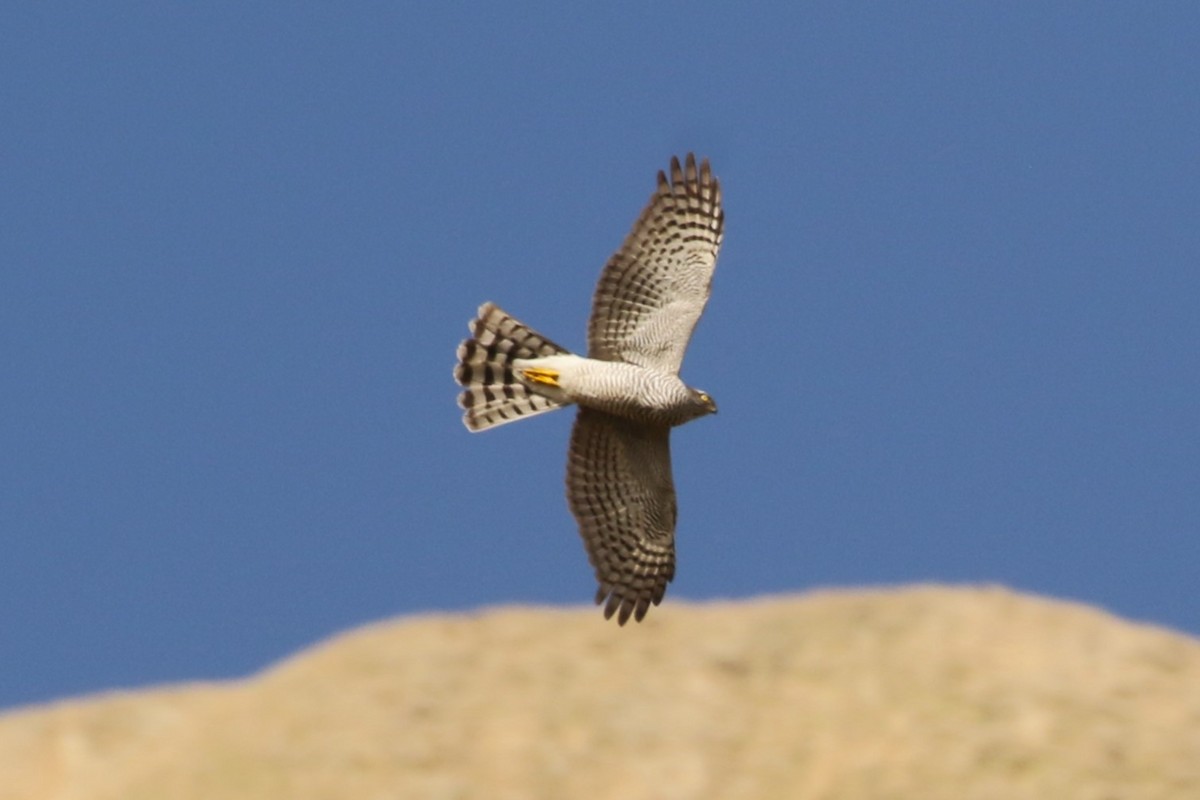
[587,154,723,374]
[566,408,677,624]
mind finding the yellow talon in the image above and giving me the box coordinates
[520,367,560,387]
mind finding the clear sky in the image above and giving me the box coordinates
[3,5,1198,711]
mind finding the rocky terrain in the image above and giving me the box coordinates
[3,585,1198,799]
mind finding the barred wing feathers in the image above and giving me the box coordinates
[566,408,677,625]
[587,153,724,374]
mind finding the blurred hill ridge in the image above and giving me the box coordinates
[2,584,1198,799]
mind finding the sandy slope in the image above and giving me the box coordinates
[3,585,1199,800]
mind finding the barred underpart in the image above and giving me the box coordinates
[454,302,572,431]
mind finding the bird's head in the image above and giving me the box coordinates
[691,388,718,417]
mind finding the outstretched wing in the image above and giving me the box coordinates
[587,153,724,374]
[566,408,677,625]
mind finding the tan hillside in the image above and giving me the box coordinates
[2,585,1199,800]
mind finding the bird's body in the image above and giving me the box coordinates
[454,154,723,624]
[513,354,713,427]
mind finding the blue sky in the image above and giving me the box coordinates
[3,4,1198,711]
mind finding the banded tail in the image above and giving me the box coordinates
[455,302,573,431]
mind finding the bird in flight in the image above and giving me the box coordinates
[454,154,724,624]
